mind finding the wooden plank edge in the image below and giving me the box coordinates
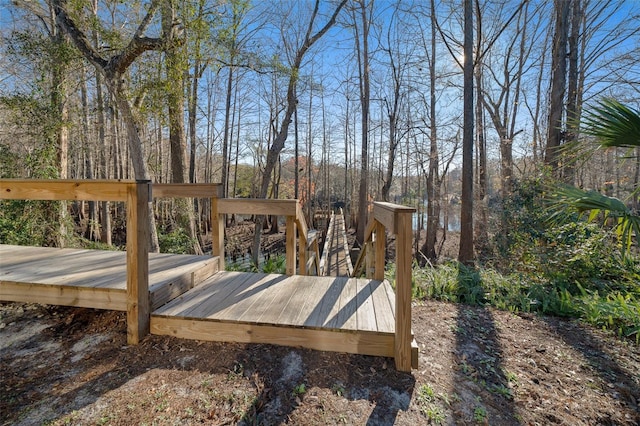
[153,183,222,199]
[149,316,395,358]
[411,338,419,370]
[0,281,127,311]
[149,260,220,310]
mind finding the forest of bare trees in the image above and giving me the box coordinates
[1,0,639,265]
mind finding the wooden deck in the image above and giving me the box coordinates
[151,271,403,358]
[0,244,412,361]
[0,245,218,311]
[0,179,417,370]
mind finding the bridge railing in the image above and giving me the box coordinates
[213,198,320,276]
[0,179,153,345]
[352,201,416,372]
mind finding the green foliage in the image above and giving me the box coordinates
[580,98,640,149]
[550,185,640,255]
[0,200,62,246]
[226,254,286,274]
[158,228,195,254]
[0,144,19,178]
[262,255,286,274]
[412,253,640,342]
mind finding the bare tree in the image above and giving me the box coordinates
[351,0,373,244]
[251,0,347,265]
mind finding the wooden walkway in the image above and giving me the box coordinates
[151,271,399,358]
[0,245,218,311]
[0,179,417,370]
[1,244,412,361]
[320,211,354,277]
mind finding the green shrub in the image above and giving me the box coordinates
[158,228,195,254]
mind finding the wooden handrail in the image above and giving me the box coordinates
[0,178,132,201]
[351,201,416,372]
[152,183,222,199]
[0,179,150,345]
[211,198,319,276]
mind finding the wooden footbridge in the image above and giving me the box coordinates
[0,180,417,371]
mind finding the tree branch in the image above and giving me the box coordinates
[52,0,107,70]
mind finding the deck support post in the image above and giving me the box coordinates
[394,210,413,372]
[212,198,225,272]
[374,221,386,281]
[286,215,297,275]
[126,180,151,345]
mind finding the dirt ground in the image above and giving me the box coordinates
[2,298,639,426]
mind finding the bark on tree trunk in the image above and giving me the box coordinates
[545,0,570,173]
[458,0,474,265]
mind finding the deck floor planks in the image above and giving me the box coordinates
[329,275,358,330]
[369,277,395,333]
[302,276,346,328]
[235,274,290,323]
[291,275,335,327]
[290,276,328,327]
[150,272,396,335]
[1,244,217,310]
[270,275,304,325]
[155,271,257,318]
[208,272,281,321]
[355,278,378,332]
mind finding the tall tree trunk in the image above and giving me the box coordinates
[162,1,202,255]
[51,14,69,248]
[458,0,474,265]
[563,0,583,184]
[545,0,571,173]
[474,65,489,257]
[355,0,371,244]
[251,0,347,266]
[421,0,440,263]
[54,0,165,252]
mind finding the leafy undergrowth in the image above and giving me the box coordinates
[407,261,640,344]
[2,301,639,425]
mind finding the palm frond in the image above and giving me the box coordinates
[580,98,640,148]
[550,185,640,254]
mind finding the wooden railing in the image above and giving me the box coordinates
[0,180,322,342]
[352,201,417,372]
[0,179,152,345]
[213,198,320,276]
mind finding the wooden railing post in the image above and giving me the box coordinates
[394,210,413,372]
[374,221,386,280]
[126,180,150,345]
[212,198,225,271]
[286,215,297,275]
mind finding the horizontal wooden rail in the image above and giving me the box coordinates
[216,198,298,216]
[212,198,319,276]
[153,183,222,199]
[0,179,136,202]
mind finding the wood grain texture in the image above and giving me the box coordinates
[153,183,222,199]
[0,245,215,329]
[149,317,395,358]
[0,179,132,201]
[216,199,298,216]
[0,281,127,310]
[126,182,150,345]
